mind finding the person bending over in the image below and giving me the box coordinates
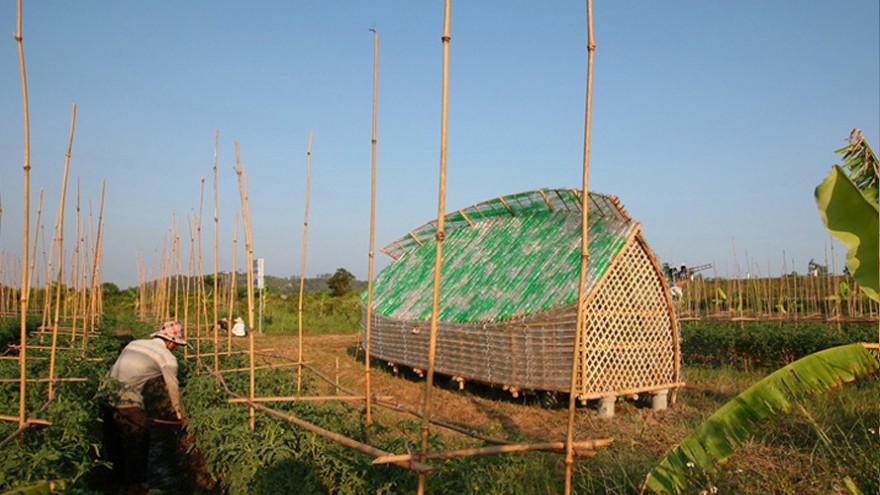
[103,321,187,494]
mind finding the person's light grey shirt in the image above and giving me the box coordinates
[107,338,183,418]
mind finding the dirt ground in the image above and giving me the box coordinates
[251,332,696,456]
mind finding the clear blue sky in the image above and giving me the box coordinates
[1,1,878,289]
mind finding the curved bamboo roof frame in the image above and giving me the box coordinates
[365,188,682,400]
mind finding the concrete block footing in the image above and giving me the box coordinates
[598,396,616,417]
[652,389,669,411]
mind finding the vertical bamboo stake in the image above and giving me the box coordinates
[173,216,181,320]
[565,2,595,493]
[297,133,314,393]
[196,178,206,356]
[47,103,75,399]
[235,141,257,430]
[212,130,220,372]
[417,3,451,493]
[15,0,32,427]
[81,181,105,355]
[363,28,379,440]
[188,217,199,360]
[27,189,43,307]
[184,217,195,362]
[69,182,82,344]
[227,212,239,354]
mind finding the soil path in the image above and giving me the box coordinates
[249,332,685,452]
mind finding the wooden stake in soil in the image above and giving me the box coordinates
[81,181,106,356]
[418,3,451,492]
[565,2,595,493]
[234,141,257,430]
[15,0,32,426]
[296,132,314,393]
[227,211,239,354]
[47,102,76,399]
[364,27,379,439]
[212,130,220,372]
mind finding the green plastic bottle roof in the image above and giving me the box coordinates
[368,189,638,323]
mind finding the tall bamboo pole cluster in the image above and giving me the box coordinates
[3,1,107,431]
[674,270,878,322]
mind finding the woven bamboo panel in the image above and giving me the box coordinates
[365,304,579,392]
[579,237,678,397]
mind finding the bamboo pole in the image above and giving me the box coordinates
[227,395,366,403]
[187,217,197,361]
[69,181,82,345]
[227,212,239,354]
[27,188,43,308]
[418,3,451,493]
[234,141,257,430]
[15,0,32,427]
[364,27,380,441]
[565,2,595,493]
[196,177,207,357]
[173,216,181,320]
[212,130,220,373]
[373,439,613,465]
[219,361,302,373]
[297,132,314,392]
[81,181,105,355]
[47,103,75,399]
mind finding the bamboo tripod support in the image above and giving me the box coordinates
[564,2,595,493]
[297,133,314,393]
[364,28,379,439]
[418,2,451,492]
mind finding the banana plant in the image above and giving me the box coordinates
[642,343,880,494]
[815,130,878,302]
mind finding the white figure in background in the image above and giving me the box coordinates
[231,317,247,337]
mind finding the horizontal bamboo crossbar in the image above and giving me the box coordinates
[300,363,515,445]
[228,395,367,404]
[0,415,51,426]
[233,398,433,473]
[0,377,87,384]
[188,352,434,474]
[372,439,613,464]
[219,362,304,374]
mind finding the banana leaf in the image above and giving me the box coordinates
[642,343,880,494]
[815,165,879,302]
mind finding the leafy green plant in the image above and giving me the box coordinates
[815,130,878,301]
[642,344,879,494]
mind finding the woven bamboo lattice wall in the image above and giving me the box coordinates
[579,237,679,398]
[364,189,680,398]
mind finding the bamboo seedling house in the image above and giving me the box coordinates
[364,189,682,407]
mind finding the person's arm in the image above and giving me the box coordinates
[160,363,185,420]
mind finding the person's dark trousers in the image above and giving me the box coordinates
[102,404,149,487]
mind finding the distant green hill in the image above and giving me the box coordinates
[128,270,366,295]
